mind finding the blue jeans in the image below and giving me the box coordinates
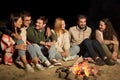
[34,44,59,60]
[32,44,48,63]
[55,45,80,59]
[79,38,107,60]
[16,40,37,61]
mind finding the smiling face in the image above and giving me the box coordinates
[99,21,106,32]
[14,17,22,28]
[54,17,66,32]
[35,19,46,30]
[61,20,66,30]
[77,18,86,29]
[23,16,31,27]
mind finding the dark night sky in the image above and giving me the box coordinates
[0,0,91,28]
[0,0,120,39]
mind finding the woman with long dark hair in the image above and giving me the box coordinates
[95,18,120,61]
[1,13,44,72]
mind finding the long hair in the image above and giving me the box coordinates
[100,18,117,40]
[8,13,21,34]
[54,17,66,37]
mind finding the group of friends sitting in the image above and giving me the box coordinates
[0,11,119,72]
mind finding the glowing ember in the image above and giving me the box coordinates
[70,59,97,77]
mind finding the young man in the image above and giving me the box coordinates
[27,16,62,66]
[20,11,54,68]
[69,15,115,66]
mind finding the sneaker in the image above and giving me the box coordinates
[35,64,44,70]
[63,56,72,61]
[95,58,105,66]
[116,59,120,64]
[104,58,115,66]
[30,62,35,68]
[25,64,34,72]
[50,59,62,66]
[43,60,54,68]
[84,57,94,63]
[16,61,24,68]
[63,55,79,61]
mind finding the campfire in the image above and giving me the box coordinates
[70,59,97,77]
[56,58,100,80]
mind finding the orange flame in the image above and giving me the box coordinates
[71,60,91,77]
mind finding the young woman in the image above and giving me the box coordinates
[1,13,44,72]
[53,17,80,61]
[95,18,120,61]
[69,15,115,66]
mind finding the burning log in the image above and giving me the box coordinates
[56,59,99,80]
[70,59,97,77]
[56,67,69,79]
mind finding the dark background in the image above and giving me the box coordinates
[0,0,120,39]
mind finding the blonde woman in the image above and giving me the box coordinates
[53,17,80,61]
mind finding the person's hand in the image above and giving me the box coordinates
[15,44,27,51]
[112,52,117,61]
[46,27,51,37]
[44,45,50,49]
[15,35,22,40]
[45,42,53,47]
[111,41,115,44]
[111,41,118,45]
[61,52,68,57]
[11,33,22,40]
[26,41,31,45]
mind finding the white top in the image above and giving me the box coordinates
[20,27,27,44]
